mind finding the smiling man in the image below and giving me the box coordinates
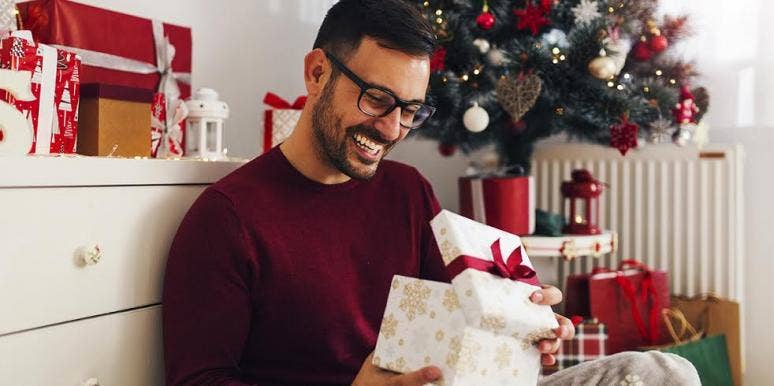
[161,1,698,385]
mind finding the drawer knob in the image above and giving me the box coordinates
[78,244,103,266]
[82,378,100,386]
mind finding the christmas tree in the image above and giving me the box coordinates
[410,0,709,170]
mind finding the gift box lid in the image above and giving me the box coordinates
[80,83,154,103]
[430,210,558,340]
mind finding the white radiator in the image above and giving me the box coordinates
[531,142,745,301]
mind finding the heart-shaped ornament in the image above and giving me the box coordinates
[495,74,542,122]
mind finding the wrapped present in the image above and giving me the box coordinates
[374,210,558,385]
[0,31,80,155]
[77,83,153,157]
[459,173,535,236]
[564,260,670,354]
[263,92,305,153]
[541,319,607,376]
[17,0,192,156]
[17,0,191,100]
[672,294,742,386]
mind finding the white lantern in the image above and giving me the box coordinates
[185,88,229,160]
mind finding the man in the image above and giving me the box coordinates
[163,1,700,385]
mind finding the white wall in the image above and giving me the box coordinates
[63,0,772,383]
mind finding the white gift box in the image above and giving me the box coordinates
[374,210,558,385]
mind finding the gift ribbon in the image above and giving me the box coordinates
[613,259,661,345]
[263,92,306,151]
[446,239,539,286]
[152,98,188,157]
[45,19,191,100]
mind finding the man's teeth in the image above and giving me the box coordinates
[353,133,383,155]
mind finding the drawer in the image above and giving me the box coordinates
[0,185,205,334]
[0,305,164,385]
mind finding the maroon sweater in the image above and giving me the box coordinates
[162,147,450,386]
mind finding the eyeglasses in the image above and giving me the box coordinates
[325,52,435,129]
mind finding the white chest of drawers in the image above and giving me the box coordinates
[0,156,245,386]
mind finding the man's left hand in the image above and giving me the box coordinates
[530,285,574,366]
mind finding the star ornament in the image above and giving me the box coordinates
[514,0,551,36]
[571,0,602,26]
[610,115,639,156]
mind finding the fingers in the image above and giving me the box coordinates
[389,366,442,386]
[554,313,575,340]
[531,285,563,306]
[538,338,561,354]
[541,353,557,366]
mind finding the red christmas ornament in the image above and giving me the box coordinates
[476,2,496,31]
[632,41,653,61]
[430,46,447,72]
[513,0,551,36]
[610,115,639,156]
[672,85,699,124]
[476,13,495,30]
[438,143,457,157]
[0,129,4,143]
[649,35,669,53]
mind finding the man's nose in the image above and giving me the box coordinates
[372,107,403,143]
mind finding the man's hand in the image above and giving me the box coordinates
[352,353,441,386]
[530,284,575,366]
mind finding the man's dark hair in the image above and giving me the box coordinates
[313,0,436,63]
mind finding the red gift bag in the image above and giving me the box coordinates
[564,260,670,354]
[459,175,535,236]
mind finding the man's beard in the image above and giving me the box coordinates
[311,80,396,180]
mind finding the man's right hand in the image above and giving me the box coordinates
[352,353,442,386]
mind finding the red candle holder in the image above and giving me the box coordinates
[561,169,605,235]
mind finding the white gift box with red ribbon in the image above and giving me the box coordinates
[373,210,557,385]
[262,92,306,153]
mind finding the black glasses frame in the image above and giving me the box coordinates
[324,51,435,129]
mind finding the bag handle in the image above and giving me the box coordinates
[662,308,703,344]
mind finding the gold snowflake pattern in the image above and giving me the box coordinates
[399,280,431,321]
[435,330,445,342]
[457,339,482,373]
[392,278,400,289]
[479,314,507,334]
[439,239,462,263]
[522,329,557,350]
[619,374,644,386]
[386,357,407,372]
[446,336,462,368]
[373,355,381,366]
[442,289,461,312]
[494,343,513,370]
[380,313,398,339]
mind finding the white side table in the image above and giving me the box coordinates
[521,231,618,302]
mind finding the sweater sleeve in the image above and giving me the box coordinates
[162,188,259,386]
[417,174,452,284]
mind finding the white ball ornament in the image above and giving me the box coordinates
[463,102,489,133]
[473,38,491,54]
[588,56,617,80]
[486,47,509,66]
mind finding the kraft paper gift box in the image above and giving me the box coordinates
[77,83,154,157]
[374,210,558,386]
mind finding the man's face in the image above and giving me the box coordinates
[311,38,431,180]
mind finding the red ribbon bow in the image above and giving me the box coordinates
[447,239,539,286]
[263,92,307,110]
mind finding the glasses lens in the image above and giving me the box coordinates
[402,104,434,128]
[359,88,396,116]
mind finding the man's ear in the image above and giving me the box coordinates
[304,48,330,97]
